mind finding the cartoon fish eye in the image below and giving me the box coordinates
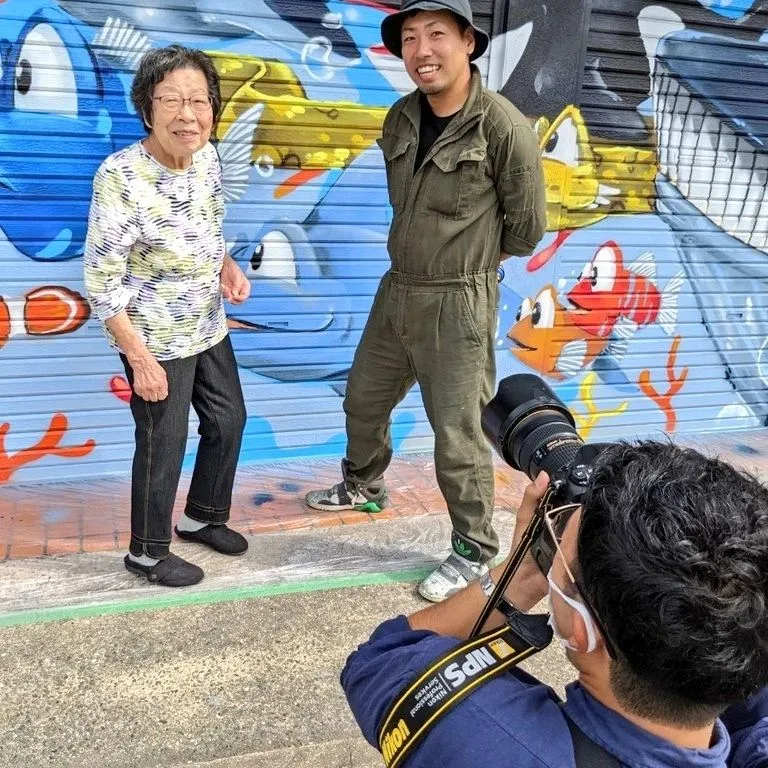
[250,244,263,272]
[515,297,532,321]
[15,24,77,118]
[250,230,297,283]
[544,133,557,154]
[541,116,577,167]
[531,290,556,329]
[590,245,617,292]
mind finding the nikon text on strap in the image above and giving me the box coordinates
[377,613,552,768]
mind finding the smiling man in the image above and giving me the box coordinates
[305,0,546,602]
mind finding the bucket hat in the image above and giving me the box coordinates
[381,0,489,61]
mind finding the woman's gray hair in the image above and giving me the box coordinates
[130,44,222,133]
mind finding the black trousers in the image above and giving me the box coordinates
[121,336,246,559]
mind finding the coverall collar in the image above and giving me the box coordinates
[402,64,483,136]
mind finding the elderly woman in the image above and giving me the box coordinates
[84,45,251,587]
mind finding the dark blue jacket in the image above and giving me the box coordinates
[341,616,768,768]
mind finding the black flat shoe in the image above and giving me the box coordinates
[174,523,249,555]
[124,553,204,587]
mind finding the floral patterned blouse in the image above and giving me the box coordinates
[84,141,228,361]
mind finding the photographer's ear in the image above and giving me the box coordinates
[569,608,603,655]
[547,575,600,654]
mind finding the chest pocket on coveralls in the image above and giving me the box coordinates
[422,144,487,220]
[377,135,412,213]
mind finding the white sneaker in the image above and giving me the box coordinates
[418,552,488,603]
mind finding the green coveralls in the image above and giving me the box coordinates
[343,66,546,561]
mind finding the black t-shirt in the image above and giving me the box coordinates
[414,93,459,171]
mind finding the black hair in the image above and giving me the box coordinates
[578,440,768,727]
[130,45,222,134]
[449,11,471,34]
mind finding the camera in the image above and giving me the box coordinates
[481,373,610,577]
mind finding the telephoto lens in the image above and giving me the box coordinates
[481,373,583,480]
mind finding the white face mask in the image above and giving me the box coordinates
[547,569,599,653]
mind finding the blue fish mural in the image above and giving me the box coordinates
[225,146,389,384]
[0,0,765,491]
[0,0,144,260]
[653,28,768,424]
[557,0,768,144]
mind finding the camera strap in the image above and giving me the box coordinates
[377,613,552,768]
[376,611,620,768]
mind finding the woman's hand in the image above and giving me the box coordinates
[129,352,168,402]
[220,256,250,304]
[104,312,168,402]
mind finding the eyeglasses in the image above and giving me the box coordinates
[543,503,619,658]
[152,94,212,114]
[543,505,579,579]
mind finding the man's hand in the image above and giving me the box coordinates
[128,352,168,402]
[220,256,251,304]
[499,471,551,609]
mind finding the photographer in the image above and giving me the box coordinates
[341,440,768,766]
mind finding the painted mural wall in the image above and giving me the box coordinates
[0,0,765,486]
[501,0,768,441]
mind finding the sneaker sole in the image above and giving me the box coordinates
[305,499,386,513]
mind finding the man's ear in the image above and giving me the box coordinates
[570,610,603,654]
[465,28,476,57]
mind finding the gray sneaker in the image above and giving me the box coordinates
[305,478,389,513]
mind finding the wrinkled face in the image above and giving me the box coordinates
[148,67,213,159]
[400,10,474,96]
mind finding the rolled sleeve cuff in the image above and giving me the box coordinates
[502,230,537,256]
[88,285,134,322]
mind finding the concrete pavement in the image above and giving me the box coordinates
[0,510,575,768]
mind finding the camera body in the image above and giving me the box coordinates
[481,373,612,575]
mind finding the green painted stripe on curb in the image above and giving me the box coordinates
[0,567,431,629]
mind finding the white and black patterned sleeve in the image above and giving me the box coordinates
[211,146,226,225]
[83,161,141,321]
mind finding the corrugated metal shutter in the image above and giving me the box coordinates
[0,0,497,487]
[502,0,768,443]
[4,0,766,492]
